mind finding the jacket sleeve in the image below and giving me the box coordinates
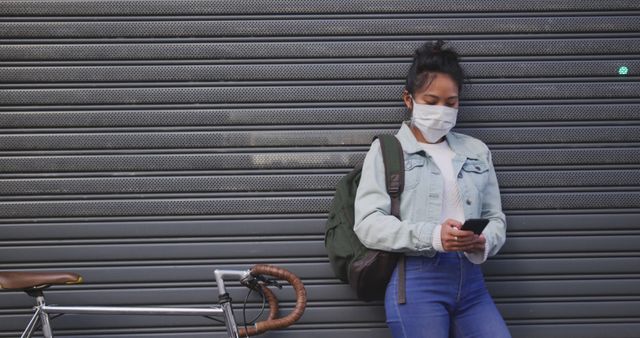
[353,140,438,253]
[478,148,507,258]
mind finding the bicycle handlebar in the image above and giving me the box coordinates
[237,264,307,336]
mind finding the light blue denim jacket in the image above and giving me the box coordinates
[353,122,506,262]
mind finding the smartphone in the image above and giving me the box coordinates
[461,218,489,235]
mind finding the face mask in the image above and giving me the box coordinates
[410,99,458,143]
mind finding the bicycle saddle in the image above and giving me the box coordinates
[0,271,83,290]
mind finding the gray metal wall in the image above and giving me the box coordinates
[1,1,639,337]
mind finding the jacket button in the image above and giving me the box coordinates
[466,199,472,205]
[458,173,463,178]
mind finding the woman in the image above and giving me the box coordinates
[353,40,511,338]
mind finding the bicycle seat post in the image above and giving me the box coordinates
[23,289,54,338]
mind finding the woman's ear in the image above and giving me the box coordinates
[402,90,413,111]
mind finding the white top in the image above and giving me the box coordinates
[418,140,465,223]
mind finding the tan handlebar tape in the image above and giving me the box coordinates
[237,264,307,336]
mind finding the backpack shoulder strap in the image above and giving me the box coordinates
[376,134,404,219]
[375,134,407,304]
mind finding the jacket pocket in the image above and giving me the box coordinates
[404,157,425,190]
[462,160,489,174]
[461,159,490,191]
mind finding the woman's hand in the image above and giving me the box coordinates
[465,234,486,255]
[440,219,484,252]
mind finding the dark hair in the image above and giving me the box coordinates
[404,40,464,95]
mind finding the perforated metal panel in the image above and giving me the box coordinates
[1,1,639,337]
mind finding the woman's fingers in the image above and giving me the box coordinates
[442,218,463,230]
[464,235,486,253]
[441,222,475,251]
[449,226,474,242]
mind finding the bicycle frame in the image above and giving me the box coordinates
[21,269,251,338]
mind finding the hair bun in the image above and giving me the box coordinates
[405,40,464,95]
[432,39,446,52]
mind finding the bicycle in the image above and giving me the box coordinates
[0,264,307,338]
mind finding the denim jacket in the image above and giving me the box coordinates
[353,122,506,261]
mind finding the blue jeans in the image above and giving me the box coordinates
[385,253,511,338]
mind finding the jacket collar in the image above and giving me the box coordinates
[395,122,478,159]
[395,122,423,155]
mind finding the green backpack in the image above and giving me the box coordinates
[324,135,406,303]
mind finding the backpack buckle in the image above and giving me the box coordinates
[387,173,403,197]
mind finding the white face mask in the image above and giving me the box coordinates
[410,98,458,143]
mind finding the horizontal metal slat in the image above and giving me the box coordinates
[1,82,639,105]
[0,63,414,83]
[0,219,325,239]
[496,169,640,188]
[0,174,344,194]
[4,85,406,105]
[1,104,638,128]
[0,197,333,218]
[0,152,366,172]
[464,60,640,79]
[484,257,640,277]
[501,191,640,210]
[502,301,640,320]
[1,39,639,61]
[1,191,640,218]
[489,278,640,298]
[0,263,334,287]
[509,323,640,338]
[3,16,639,38]
[0,107,409,127]
[2,0,639,15]
[0,175,330,195]
[0,240,328,263]
[459,104,640,123]
[461,82,640,101]
[1,148,639,173]
[2,214,639,240]
[0,129,394,150]
[489,148,640,166]
[1,234,638,264]
[1,126,639,150]
[1,60,638,83]
[1,257,638,287]
[501,235,640,254]
[458,126,640,144]
[502,213,640,232]
[1,169,638,195]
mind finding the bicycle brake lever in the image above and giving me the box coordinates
[255,275,283,289]
[240,275,260,290]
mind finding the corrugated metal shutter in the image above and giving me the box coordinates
[1,1,639,337]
